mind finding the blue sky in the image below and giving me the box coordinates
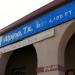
[0,0,53,29]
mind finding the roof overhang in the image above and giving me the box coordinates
[0,0,69,35]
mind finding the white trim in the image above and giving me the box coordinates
[0,28,55,54]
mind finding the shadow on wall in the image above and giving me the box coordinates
[5,45,37,75]
[65,33,75,75]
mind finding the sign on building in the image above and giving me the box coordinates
[0,0,75,47]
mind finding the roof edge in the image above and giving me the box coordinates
[0,0,69,35]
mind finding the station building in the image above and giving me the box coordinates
[0,0,75,75]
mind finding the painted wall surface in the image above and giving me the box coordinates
[0,28,55,54]
[0,19,75,75]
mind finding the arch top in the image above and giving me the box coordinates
[58,19,75,66]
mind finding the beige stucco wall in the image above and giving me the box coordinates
[34,19,75,75]
[0,19,75,75]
